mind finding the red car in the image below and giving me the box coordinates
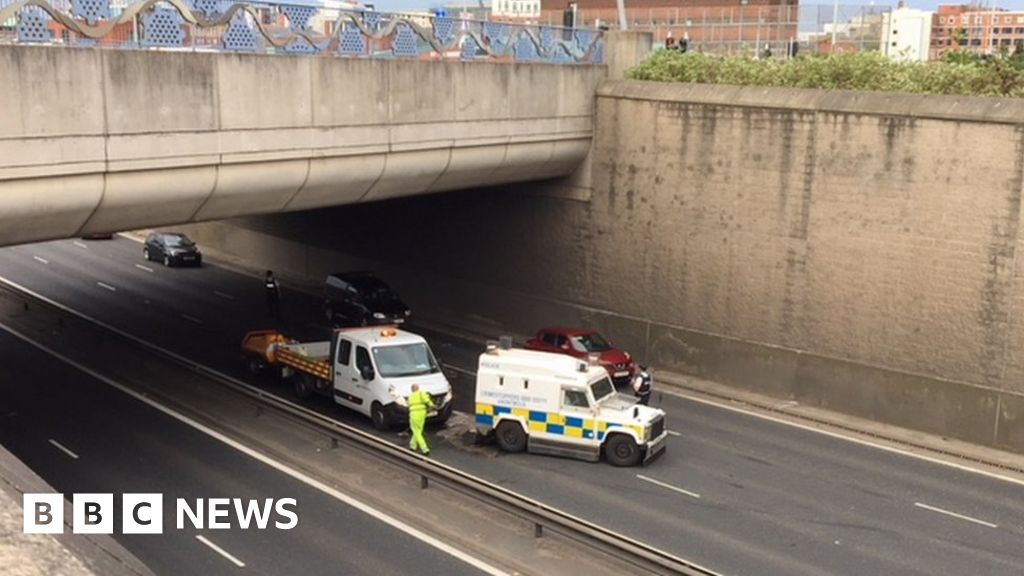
[524,327,637,386]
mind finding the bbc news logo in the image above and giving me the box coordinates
[24,494,298,534]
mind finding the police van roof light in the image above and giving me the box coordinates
[380,329,397,337]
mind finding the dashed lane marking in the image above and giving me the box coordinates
[48,439,79,460]
[636,474,701,499]
[195,535,245,568]
[913,502,998,529]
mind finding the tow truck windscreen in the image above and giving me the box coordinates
[372,343,440,378]
[590,376,615,402]
[571,334,612,353]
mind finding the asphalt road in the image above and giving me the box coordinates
[1,237,1023,576]
[0,329,488,576]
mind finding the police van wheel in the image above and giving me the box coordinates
[496,421,527,453]
[293,375,313,400]
[371,402,391,431]
[604,434,641,467]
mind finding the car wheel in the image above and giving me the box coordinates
[163,254,171,267]
[496,421,527,453]
[604,434,641,467]
[244,355,265,375]
[370,402,391,431]
[143,247,150,261]
[293,375,312,400]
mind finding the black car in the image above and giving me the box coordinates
[143,232,202,267]
[324,272,410,326]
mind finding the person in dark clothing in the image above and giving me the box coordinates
[264,270,281,319]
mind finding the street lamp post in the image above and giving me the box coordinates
[831,0,839,53]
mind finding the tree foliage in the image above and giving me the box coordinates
[626,50,1024,98]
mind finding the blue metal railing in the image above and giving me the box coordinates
[0,0,604,64]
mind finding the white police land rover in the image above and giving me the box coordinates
[474,341,667,466]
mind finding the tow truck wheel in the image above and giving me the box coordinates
[293,375,313,400]
[244,356,265,375]
[370,402,391,431]
[604,434,641,467]
[496,421,527,453]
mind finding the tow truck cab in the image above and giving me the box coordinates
[276,327,453,430]
[474,345,667,466]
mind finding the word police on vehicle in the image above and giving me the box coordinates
[24,493,297,534]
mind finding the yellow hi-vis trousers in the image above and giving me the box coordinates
[407,391,434,454]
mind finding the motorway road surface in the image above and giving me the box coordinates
[1,237,1023,576]
[0,331,492,576]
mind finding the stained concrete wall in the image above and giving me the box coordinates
[0,45,603,246]
[179,81,1024,454]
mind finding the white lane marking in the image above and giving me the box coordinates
[48,439,79,460]
[73,241,88,249]
[636,474,701,499]
[667,430,681,437]
[659,388,1024,489]
[0,324,508,576]
[195,535,245,568]
[135,264,154,273]
[913,502,998,529]
[96,282,116,292]
[213,291,235,301]
[181,314,203,325]
[33,256,49,265]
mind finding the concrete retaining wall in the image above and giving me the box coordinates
[179,80,1024,454]
[0,46,603,246]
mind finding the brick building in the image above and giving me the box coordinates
[930,4,1024,60]
[539,0,798,50]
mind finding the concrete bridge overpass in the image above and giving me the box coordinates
[0,45,604,246]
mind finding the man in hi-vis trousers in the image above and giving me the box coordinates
[407,384,435,455]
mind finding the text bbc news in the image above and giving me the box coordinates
[23,494,298,534]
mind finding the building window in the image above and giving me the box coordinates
[939,16,945,24]
[1006,16,1013,24]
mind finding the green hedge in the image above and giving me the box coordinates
[626,50,1024,98]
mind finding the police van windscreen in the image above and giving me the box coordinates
[372,343,440,377]
[590,376,615,402]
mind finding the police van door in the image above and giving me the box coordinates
[560,386,599,453]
